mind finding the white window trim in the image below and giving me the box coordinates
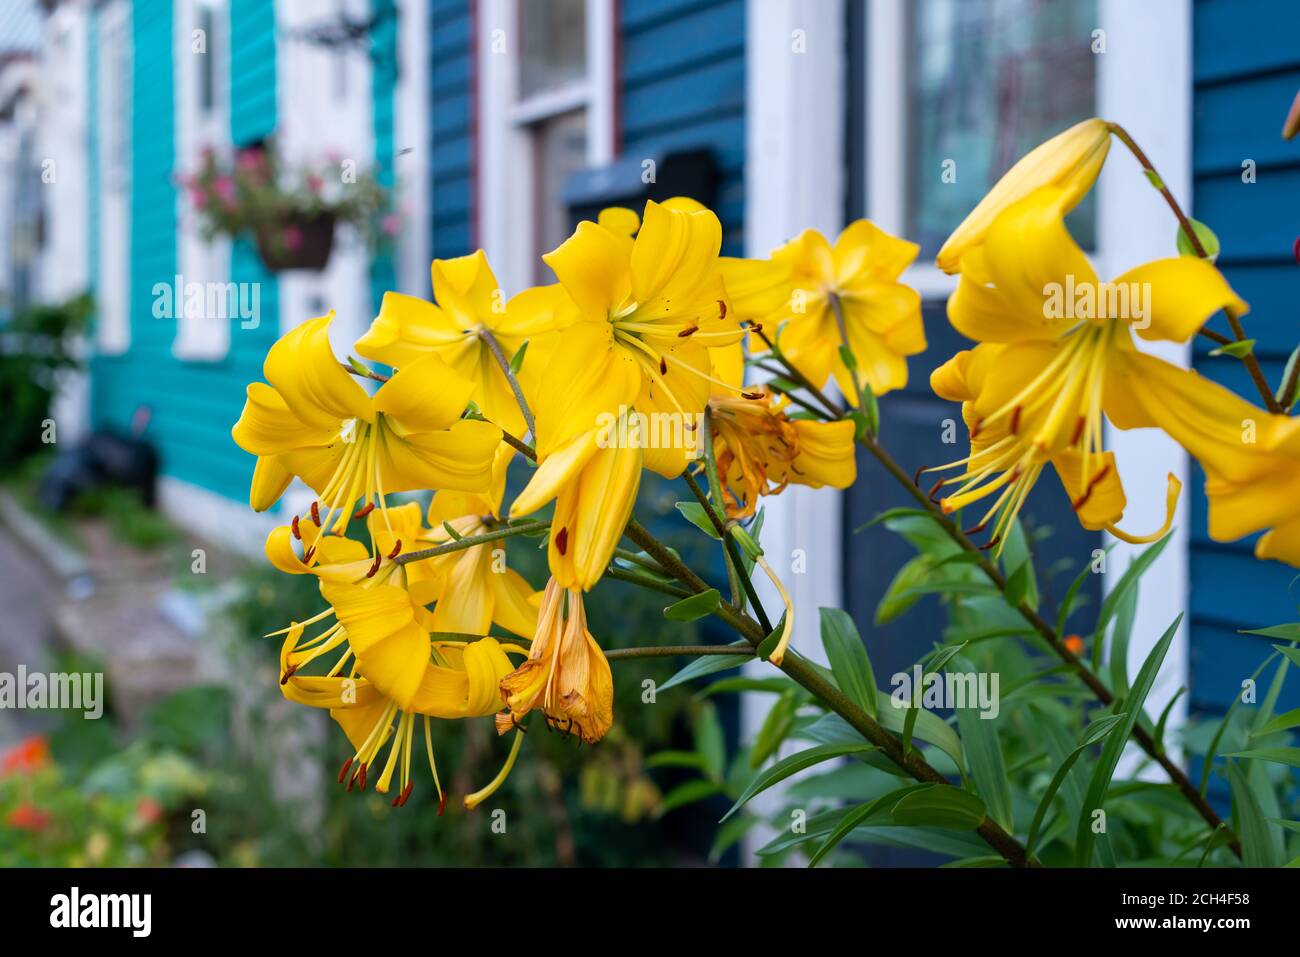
[95,0,132,357]
[477,0,617,295]
[395,0,431,296]
[865,0,1193,759]
[173,0,233,362]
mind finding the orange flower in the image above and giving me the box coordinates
[6,803,51,831]
[1,735,50,776]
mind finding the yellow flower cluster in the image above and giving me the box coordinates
[230,117,1299,815]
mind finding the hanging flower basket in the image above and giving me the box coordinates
[253,211,337,272]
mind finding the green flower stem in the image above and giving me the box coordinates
[1108,122,1281,414]
[394,519,551,565]
[604,564,692,600]
[615,515,1036,867]
[478,325,537,439]
[759,342,1242,857]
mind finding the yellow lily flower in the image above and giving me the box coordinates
[498,577,614,744]
[1100,357,1300,566]
[355,251,566,436]
[720,219,925,401]
[936,118,1111,274]
[231,312,501,536]
[926,185,1246,550]
[278,625,521,810]
[538,199,742,477]
[510,408,644,591]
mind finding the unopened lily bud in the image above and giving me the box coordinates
[937,118,1111,274]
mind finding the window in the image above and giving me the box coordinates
[861,0,1097,296]
[174,0,232,361]
[908,0,1098,255]
[95,0,131,355]
[477,0,615,291]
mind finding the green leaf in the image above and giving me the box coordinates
[1227,762,1282,867]
[874,554,937,625]
[644,750,711,772]
[1224,747,1300,767]
[663,588,721,621]
[1199,651,1281,795]
[508,339,529,374]
[658,640,752,692]
[1276,345,1300,411]
[1209,338,1256,359]
[720,742,878,823]
[891,784,987,830]
[675,501,722,539]
[1273,643,1300,669]
[693,701,727,780]
[708,815,758,864]
[1026,713,1126,853]
[1175,217,1221,261]
[805,785,928,868]
[820,608,878,717]
[1153,686,1186,752]
[1241,623,1300,641]
[655,779,722,817]
[853,506,930,534]
[1057,545,1111,634]
[1251,707,1300,738]
[749,691,799,769]
[875,688,965,774]
[955,665,1013,833]
[755,614,786,661]
[1000,518,1039,611]
[1075,615,1180,865]
[1094,534,1171,642]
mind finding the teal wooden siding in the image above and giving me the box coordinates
[1189,0,1300,731]
[90,0,281,505]
[370,0,398,308]
[621,0,746,254]
[86,8,99,329]
[430,0,474,258]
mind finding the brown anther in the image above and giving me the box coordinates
[718,299,727,319]
[742,391,764,401]
[291,514,302,540]
[387,539,402,559]
[1009,405,1022,435]
[301,546,316,564]
[438,792,447,816]
[366,555,382,578]
[963,518,989,536]
[555,526,569,556]
[978,535,1002,551]
[359,763,368,791]
[353,502,375,520]
[969,419,983,441]
[338,757,353,784]
[280,663,298,686]
[913,465,926,487]
[310,501,321,526]
[677,326,698,338]
[927,478,945,502]
[659,358,668,375]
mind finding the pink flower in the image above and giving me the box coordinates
[283,224,304,250]
[381,213,401,237]
[214,176,236,202]
[189,187,208,210]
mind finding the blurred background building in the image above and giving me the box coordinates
[0,0,1297,863]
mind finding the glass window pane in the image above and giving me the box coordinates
[533,109,588,281]
[519,0,587,98]
[909,0,1098,254]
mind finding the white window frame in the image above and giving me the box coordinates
[395,0,431,296]
[173,0,233,361]
[96,0,132,357]
[477,0,617,295]
[863,0,1194,757]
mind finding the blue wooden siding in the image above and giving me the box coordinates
[90,0,281,505]
[370,0,398,307]
[430,0,474,259]
[620,0,746,254]
[1189,0,1300,726]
